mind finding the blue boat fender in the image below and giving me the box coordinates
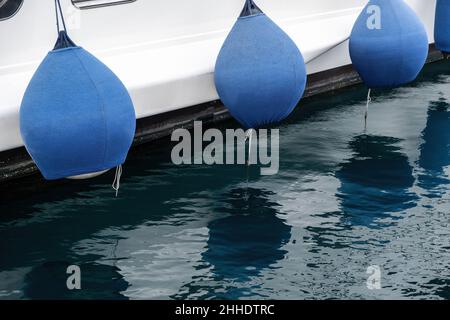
[435,0,450,55]
[349,0,429,128]
[214,0,307,130]
[20,0,136,196]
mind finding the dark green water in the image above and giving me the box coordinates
[1,61,450,300]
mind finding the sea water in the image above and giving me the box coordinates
[0,60,449,300]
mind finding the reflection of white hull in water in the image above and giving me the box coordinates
[0,0,437,155]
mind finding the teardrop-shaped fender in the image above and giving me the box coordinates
[349,0,428,89]
[435,0,450,53]
[215,13,307,129]
[20,47,136,180]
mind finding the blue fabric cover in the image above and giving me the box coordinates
[349,0,428,88]
[215,13,307,129]
[20,47,136,180]
[435,0,450,53]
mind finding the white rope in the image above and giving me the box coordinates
[365,88,372,131]
[244,129,255,198]
[112,165,123,198]
[246,129,254,166]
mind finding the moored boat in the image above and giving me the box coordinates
[0,0,440,181]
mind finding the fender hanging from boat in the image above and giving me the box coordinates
[214,0,307,129]
[19,0,136,181]
[349,0,428,89]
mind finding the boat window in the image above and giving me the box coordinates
[72,0,136,9]
[0,0,23,21]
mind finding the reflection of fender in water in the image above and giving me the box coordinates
[417,98,450,198]
[335,135,417,227]
[202,188,291,282]
[23,261,129,300]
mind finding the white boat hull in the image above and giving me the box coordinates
[0,0,438,154]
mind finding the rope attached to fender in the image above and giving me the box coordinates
[365,89,372,131]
